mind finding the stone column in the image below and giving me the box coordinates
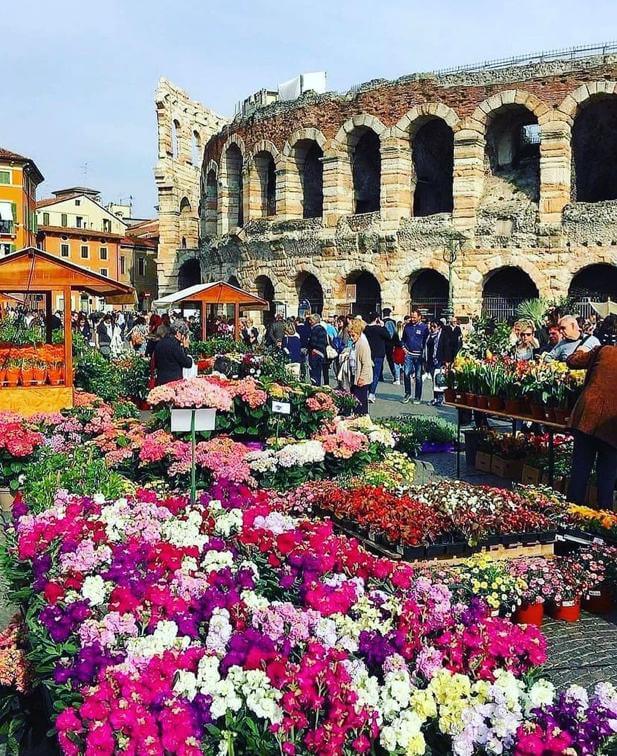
[539,117,572,224]
[156,185,180,296]
[322,154,352,227]
[380,133,412,226]
[452,129,484,231]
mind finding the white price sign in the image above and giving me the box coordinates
[170,408,217,432]
[272,400,291,415]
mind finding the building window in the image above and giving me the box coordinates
[138,257,146,276]
[43,212,49,225]
[0,171,10,185]
[102,218,111,232]
[100,268,108,277]
[100,246,108,260]
[75,199,81,206]
[61,243,70,257]
[76,216,83,228]
[1,243,12,255]
[120,256,125,275]
[80,245,89,259]
[61,213,68,227]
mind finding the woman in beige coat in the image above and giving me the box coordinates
[348,318,373,415]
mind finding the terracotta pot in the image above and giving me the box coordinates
[549,598,581,622]
[553,408,570,425]
[476,395,489,409]
[0,367,5,385]
[514,601,544,626]
[5,368,20,387]
[582,587,614,615]
[32,366,47,385]
[47,368,62,385]
[487,396,504,411]
[530,402,546,421]
[464,392,477,407]
[504,398,523,415]
[19,368,33,386]
[444,388,456,403]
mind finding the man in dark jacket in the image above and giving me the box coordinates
[266,314,286,347]
[307,314,328,386]
[364,312,391,403]
[401,309,429,403]
[425,320,454,405]
[153,321,193,385]
[381,308,397,381]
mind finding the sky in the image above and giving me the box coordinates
[3,0,616,217]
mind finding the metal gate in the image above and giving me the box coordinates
[481,296,528,321]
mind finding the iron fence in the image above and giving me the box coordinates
[481,296,528,322]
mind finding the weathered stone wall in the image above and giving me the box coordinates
[162,54,617,314]
[154,78,227,295]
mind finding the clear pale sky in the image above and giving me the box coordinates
[3,0,615,217]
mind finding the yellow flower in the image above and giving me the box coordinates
[406,732,427,755]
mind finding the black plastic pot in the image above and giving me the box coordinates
[501,533,520,546]
[485,535,501,547]
[539,530,557,544]
[446,542,468,557]
[404,545,426,560]
[426,543,447,558]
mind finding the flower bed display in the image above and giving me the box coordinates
[5,484,617,756]
[379,416,457,457]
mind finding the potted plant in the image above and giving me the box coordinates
[548,557,588,622]
[5,359,21,387]
[509,558,558,626]
[19,359,34,386]
[484,361,505,411]
[578,544,616,615]
[31,361,47,385]
[47,361,64,385]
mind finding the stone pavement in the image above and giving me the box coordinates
[366,374,617,691]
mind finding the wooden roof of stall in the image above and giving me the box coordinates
[154,281,269,309]
[0,246,134,297]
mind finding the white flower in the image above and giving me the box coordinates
[526,679,555,712]
[174,670,198,701]
[276,440,325,468]
[81,575,106,606]
[201,549,234,573]
[213,508,243,537]
[206,608,233,656]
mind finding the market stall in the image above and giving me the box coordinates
[0,246,134,415]
[153,281,269,339]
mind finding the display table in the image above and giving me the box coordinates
[444,401,568,487]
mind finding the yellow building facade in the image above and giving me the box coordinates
[0,147,44,255]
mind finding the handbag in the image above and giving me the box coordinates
[326,345,338,360]
[393,346,405,365]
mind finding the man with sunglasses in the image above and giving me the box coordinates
[545,315,600,362]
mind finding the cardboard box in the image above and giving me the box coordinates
[521,464,541,486]
[475,451,492,473]
[491,456,524,481]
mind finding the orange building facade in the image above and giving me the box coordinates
[0,147,44,255]
[36,226,129,310]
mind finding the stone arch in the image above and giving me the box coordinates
[343,269,382,319]
[248,149,278,218]
[557,81,617,119]
[250,139,282,166]
[191,130,202,165]
[227,274,241,288]
[409,268,450,318]
[282,127,327,157]
[177,257,201,290]
[482,265,540,320]
[570,92,617,202]
[171,119,180,159]
[484,103,540,201]
[178,196,196,248]
[220,140,244,231]
[569,262,617,301]
[471,90,549,128]
[409,117,454,216]
[396,103,460,134]
[296,271,324,315]
[333,113,387,147]
[203,169,218,237]
[254,274,276,326]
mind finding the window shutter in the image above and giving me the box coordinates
[10,244,15,253]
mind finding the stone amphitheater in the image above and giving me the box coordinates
[154,44,617,322]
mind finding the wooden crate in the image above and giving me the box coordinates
[521,464,542,485]
[475,451,492,473]
[491,456,524,481]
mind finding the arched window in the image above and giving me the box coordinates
[409,269,449,318]
[411,118,454,216]
[296,272,324,315]
[255,275,275,326]
[225,144,244,228]
[484,105,539,201]
[569,264,617,302]
[482,267,538,320]
[205,169,218,236]
[253,151,277,217]
[572,96,617,202]
[178,258,201,289]
[171,119,180,159]
[191,130,202,165]
[346,270,381,319]
[228,275,241,288]
[290,139,323,218]
[350,128,381,214]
